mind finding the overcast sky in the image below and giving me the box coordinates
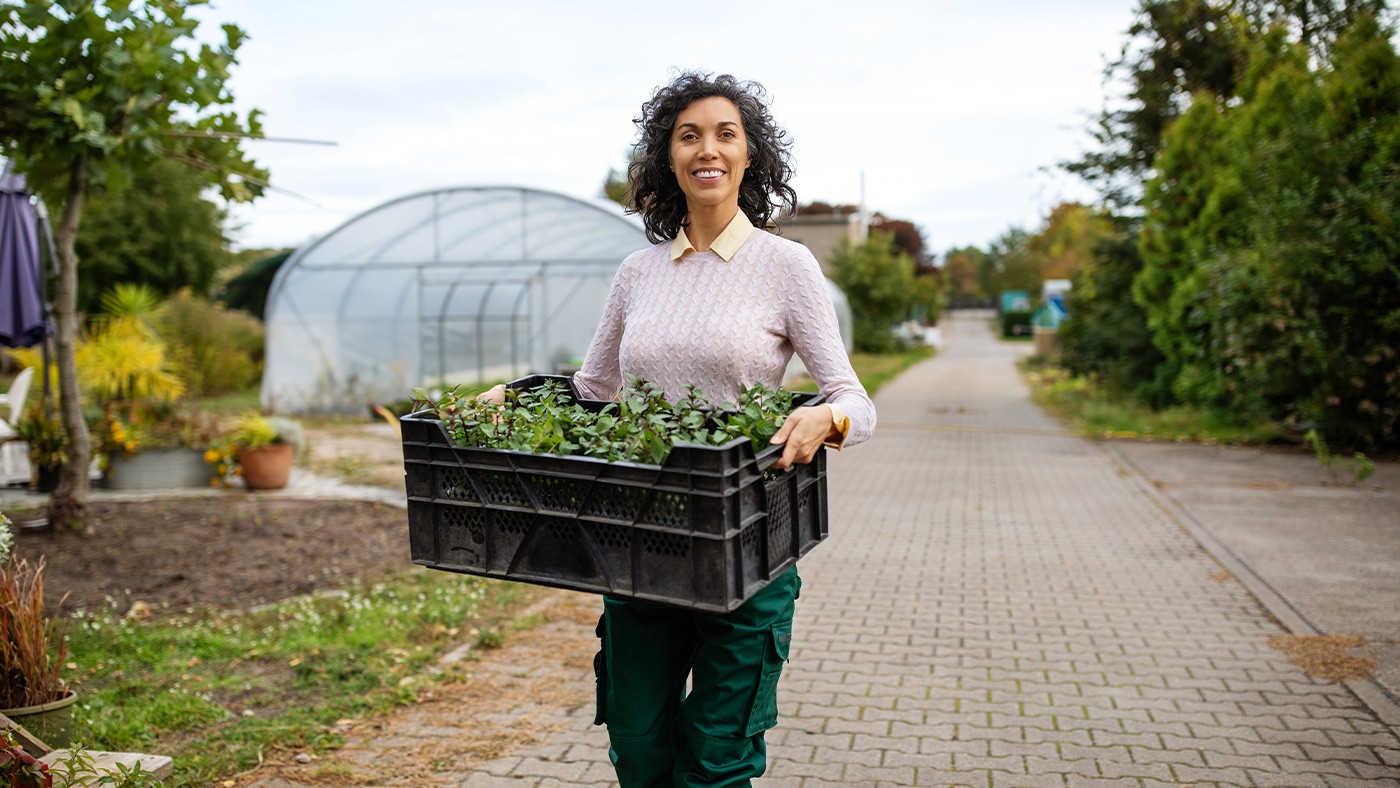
[204,1,1139,256]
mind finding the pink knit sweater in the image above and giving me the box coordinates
[572,229,876,447]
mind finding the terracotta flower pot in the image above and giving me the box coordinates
[237,443,294,490]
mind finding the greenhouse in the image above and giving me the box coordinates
[261,185,854,414]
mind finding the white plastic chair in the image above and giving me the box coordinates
[0,367,35,485]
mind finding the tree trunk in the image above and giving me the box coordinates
[47,156,91,530]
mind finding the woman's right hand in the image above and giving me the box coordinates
[477,383,507,404]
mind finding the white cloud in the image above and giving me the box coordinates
[210,0,1137,253]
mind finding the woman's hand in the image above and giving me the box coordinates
[477,383,507,404]
[768,404,837,469]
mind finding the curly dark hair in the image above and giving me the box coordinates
[627,71,797,243]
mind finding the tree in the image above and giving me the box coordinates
[1058,216,1170,405]
[941,246,987,304]
[1065,0,1391,208]
[0,0,267,527]
[828,231,916,352]
[73,155,235,314]
[983,227,1041,296]
[1025,203,1113,282]
[1139,13,1400,446]
[870,217,930,269]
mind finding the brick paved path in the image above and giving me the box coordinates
[464,311,1400,787]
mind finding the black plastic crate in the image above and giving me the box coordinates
[401,375,828,612]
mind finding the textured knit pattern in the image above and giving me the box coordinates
[572,230,876,447]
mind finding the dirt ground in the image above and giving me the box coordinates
[6,497,410,617]
[0,421,601,785]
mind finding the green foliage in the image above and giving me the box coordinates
[942,246,989,303]
[0,0,268,206]
[1023,358,1281,444]
[1058,216,1172,406]
[416,379,799,465]
[231,413,304,453]
[153,291,263,397]
[73,157,236,315]
[16,398,67,469]
[1139,13,1400,447]
[216,249,291,319]
[1304,428,1376,483]
[63,570,492,785]
[983,227,1041,296]
[829,231,917,352]
[44,743,165,787]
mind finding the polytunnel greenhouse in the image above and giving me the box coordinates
[261,185,855,414]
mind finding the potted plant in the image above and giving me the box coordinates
[0,504,74,751]
[217,414,306,491]
[14,402,66,494]
[97,401,219,490]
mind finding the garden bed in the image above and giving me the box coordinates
[4,498,409,616]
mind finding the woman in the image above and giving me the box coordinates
[488,71,875,786]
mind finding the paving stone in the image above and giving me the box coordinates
[1347,761,1400,781]
[1247,771,1332,788]
[1095,759,1176,781]
[915,768,989,787]
[1167,763,1254,784]
[989,774,1068,788]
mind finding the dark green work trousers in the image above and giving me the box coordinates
[592,567,800,787]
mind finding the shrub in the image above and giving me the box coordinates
[154,291,263,396]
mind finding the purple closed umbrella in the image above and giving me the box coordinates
[0,161,48,348]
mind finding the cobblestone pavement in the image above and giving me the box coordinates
[439,311,1400,787]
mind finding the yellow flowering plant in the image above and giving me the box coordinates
[96,401,221,459]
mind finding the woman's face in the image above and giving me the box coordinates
[669,96,750,216]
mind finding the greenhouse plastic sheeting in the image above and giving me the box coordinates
[261,187,646,414]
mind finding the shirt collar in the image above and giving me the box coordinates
[669,211,755,262]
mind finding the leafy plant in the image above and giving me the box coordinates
[152,292,263,397]
[97,402,220,459]
[413,379,800,465]
[43,744,164,787]
[0,728,50,787]
[15,401,66,471]
[1304,429,1376,484]
[0,557,68,709]
[228,414,305,454]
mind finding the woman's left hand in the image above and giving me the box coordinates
[769,404,837,469]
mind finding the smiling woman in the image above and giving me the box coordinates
[553,71,877,787]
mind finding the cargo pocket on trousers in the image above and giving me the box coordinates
[744,621,792,736]
[592,615,608,726]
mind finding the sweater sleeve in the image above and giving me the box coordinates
[571,256,632,401]
[783,248,877,447]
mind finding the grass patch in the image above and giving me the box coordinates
[195,387,261,416]
[64,570,538,786]
[789,346,935,395]
[1020,357,1281,444]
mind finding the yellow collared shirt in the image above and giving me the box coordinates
[670,212,755,262]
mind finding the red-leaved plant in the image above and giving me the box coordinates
[0,557,68,710]
[0,729,51,788]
